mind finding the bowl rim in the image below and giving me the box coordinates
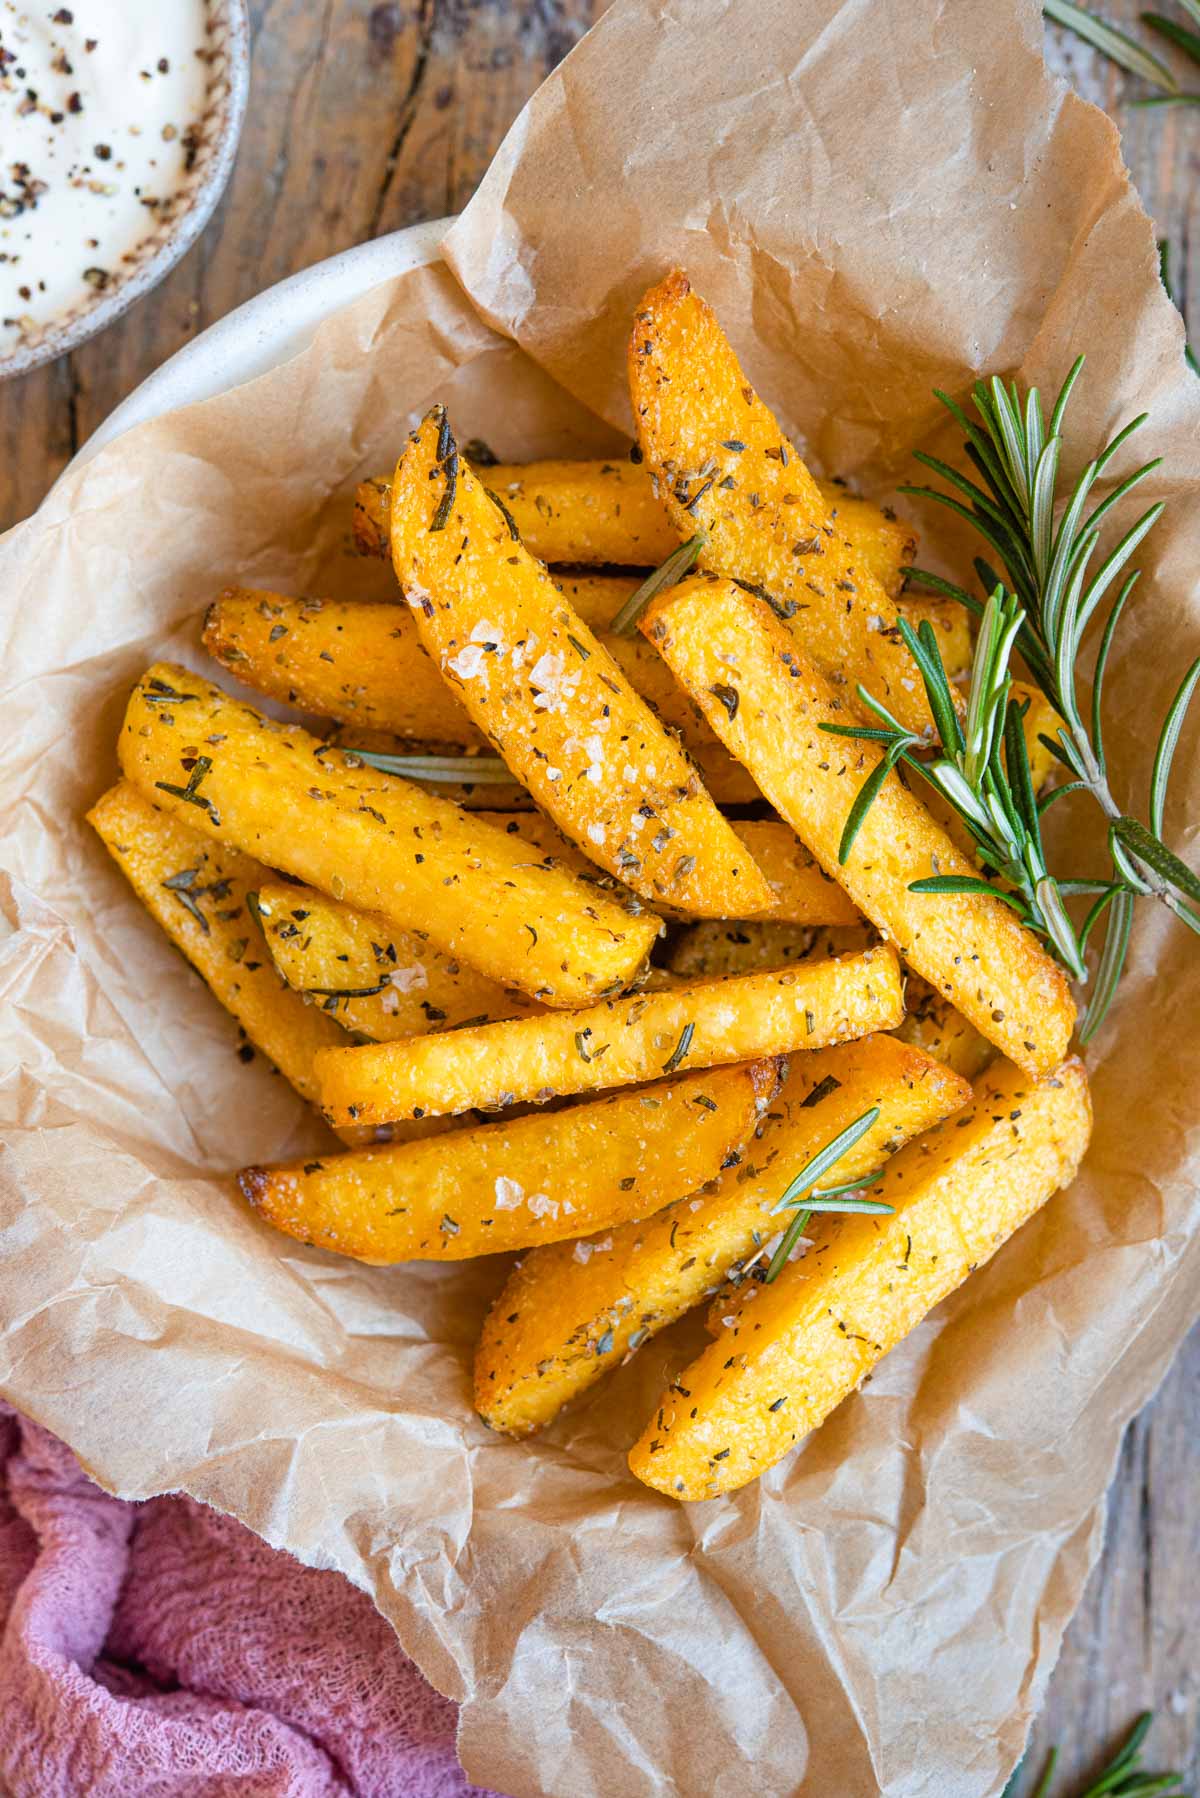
[65,215,451,480]
[0,0,253,383]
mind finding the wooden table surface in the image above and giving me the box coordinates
[1,3,1196,1792]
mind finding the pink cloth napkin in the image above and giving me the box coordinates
[0,1404,502,1798]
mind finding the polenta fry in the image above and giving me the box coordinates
[475,1036,970,1435]
[628,271,943,736]
[87,782,346,1112]
[355,464,919,599]
[640,577,1076,1075]
[629,1056,1091,1499]
[662,922,873,978]
[240,1058,785,1262]
[256,881,541,1043]
[119,663,660,1006]
[389,410,775,918]
[314,944,903,1126]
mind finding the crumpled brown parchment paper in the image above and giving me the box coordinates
[2,2,1199,1793]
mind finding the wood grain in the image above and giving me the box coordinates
[1,3,1197,1790]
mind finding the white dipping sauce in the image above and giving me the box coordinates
[1,1,210,348]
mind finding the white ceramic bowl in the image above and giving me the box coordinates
[1,0,251,381]
[68,217,448,472]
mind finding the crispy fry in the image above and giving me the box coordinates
[359,461,676,566]
[119,663,659,1006]
[640,577,1076,1074]
[87,782,346,1110]
[240,1058,784,1263]
[475,1036,970,1435]
[663,922,873,977]
[355,466,917,596]
[389,411,774,917]
[314,943,903,1126]
[629,271,941,736]
[893,975,994,1080]
[824,487,917,597]
[203,588,485,746]
[202,588,764,809]
[629,1056,1091,1499]
[256,881,541,1043]
[732,822,861,926]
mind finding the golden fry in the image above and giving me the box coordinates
[893,975,994,1080]
[355,465,917,595]
[640,578,1076,1075]
[628,271,940,735]
[314,944,903,1126]
[256,881,540,1044]
[475,1035,970,1435]
[663,922,873,978]
[87,782,345,1110]
[389,411,774,918]
[119,663,659,1006]
[203,587,484,746]
[240,1059,784,1263]
[629,1056,1091,1499]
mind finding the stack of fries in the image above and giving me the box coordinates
[90,272,1092,1501]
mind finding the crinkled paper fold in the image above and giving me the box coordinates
[2,1,1198,1792]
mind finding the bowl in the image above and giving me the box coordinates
[0,0,251,382]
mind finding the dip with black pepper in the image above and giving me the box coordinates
[1,1,208,351]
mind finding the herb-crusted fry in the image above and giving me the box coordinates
[664,923,873,978]
[203,587,759,799]
[256,881,540,1043]
[629,1056,1091,1499]
[629,271,941,736]
[356,466,918,596]
[893,976,994,1079]
[314,944,903,1125]
[360,461,677,567]
[732,822,861,926]
[239,1059,784,1263]
[119,663,659,1006]
[389,410,775,918]
[87,781,347,1109]
[203,587,485,746]
[475,1036,970,1436]
[641,578,1076,1074]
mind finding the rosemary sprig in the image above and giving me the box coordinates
[764,1108,893,1282]
[1003,1710,1187,1797]
[609,533,705,636]
[822,588,1088,979]
[875,360,1200,1037]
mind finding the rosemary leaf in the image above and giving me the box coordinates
[908,874,1032,915]
[354,750,515,783]
[1043,0,1180,91]
[837,737,914,863]
[1112,815,1200,906]
[771,1107,881,1214]
[1150,655,1200,836]
[1141,10,1200,66]
[609,534,705,636]
[1079,887,1135,1042]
